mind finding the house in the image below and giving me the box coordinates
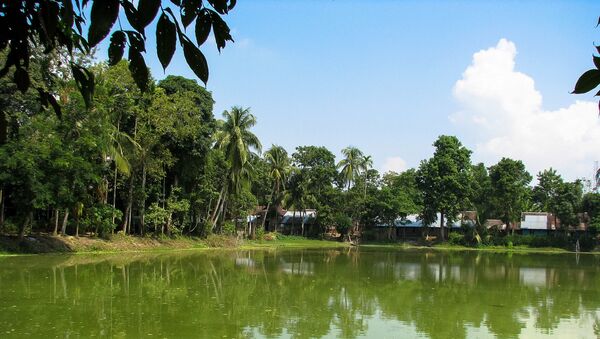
[374,212,477,239]
[519,212,554,235]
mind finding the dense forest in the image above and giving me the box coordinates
[1,48,599,244]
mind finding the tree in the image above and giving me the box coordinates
[337,146,364,189]
[212,106,262,230]
[552,180,583,229]
[1,0,236,113]
[469,163,493,223]
[416,136,472,240]
[261,145,290,232]
[488,158,532,232]
[533,168,562,212]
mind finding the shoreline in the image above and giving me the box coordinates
[0,234,596,257]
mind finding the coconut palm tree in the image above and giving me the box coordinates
[360,155,373,198]
[211,106,262,229]
[337,146,364,189]
[261,145,290,231]
[283,172,315,236]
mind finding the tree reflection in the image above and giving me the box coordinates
[0,249,598,338]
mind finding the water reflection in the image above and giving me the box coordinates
[0,249,599,338]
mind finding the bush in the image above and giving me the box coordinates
[204,234,239,248]
[255,226,265,240]
[200,220,213,237]
[448,232,465,245]
[263,232,277,241]
[82,204,121,237]
[145,203,169,233]
[222,221,236,236]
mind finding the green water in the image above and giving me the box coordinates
[0,248,599,338]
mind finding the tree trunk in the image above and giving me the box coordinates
[124,175,135,234]
[19,211,32,240]
[75,220,80,237]
[301,210,306,236]
[261,184,276,232]
[112,165,118,226]
[53,209,59,235]
[210,187,224,226]
[140,162,147,235]
[292,210,296,235]
[440,212,445,241]
[61,208,69,235]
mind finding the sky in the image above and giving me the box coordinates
[100,0,600,182]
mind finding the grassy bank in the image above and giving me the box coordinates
[0,233,349,255]
[358,241,593,255]
[1,233,595,256]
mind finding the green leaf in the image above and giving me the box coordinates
[14,67,30,92]
[137,0,161,28]
[108,31,127,65]
[71,64,94,107]
[125,31,146,52]
[182,37,209,84]
[195,9,212,45]
[182,0,201,28]
[572,69,600,94]
[156,13,177,70]
[128,49,149,92]
[210,10,233,51]
[88,0,120,47]
[37,89,62,118]
[121,1,142,32]
[595,56,600,70]
[208,0,231,14]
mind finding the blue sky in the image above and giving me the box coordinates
[100,0,600,182]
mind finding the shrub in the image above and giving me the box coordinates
[222,221,236,236]
[448,232,465,245]
[204,234,239,248]
[145,203,169,233]
[82,204,121,237]
[263,232,278,241]
[255,226,265,240]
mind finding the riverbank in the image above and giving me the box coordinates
[0,233,350,255]
[0,233,596,256]
[359,242,595,255]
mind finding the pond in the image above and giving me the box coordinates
[0,248,599,338]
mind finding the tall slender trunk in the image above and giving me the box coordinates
[292,210,296,235]
[210,187,224,226]
[140,161,147,235]
[261,184,276,231]
[53,209,59,235]
[112,165,118,226]
[301,210,306,237]
[61,208,69,235]
[440,212,445,241]
[111,119,121,226]
[124,175,135,234]
[19,211,32,240]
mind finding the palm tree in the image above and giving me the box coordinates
[261,145,290,231]
[211,106,262,230]
[337,146,364,189]
[360,155,373,198]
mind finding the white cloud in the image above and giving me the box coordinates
[382,156,407,173]
[452,38,600,180]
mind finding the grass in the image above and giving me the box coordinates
[0,233,349,256]
[359,241,584,255]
